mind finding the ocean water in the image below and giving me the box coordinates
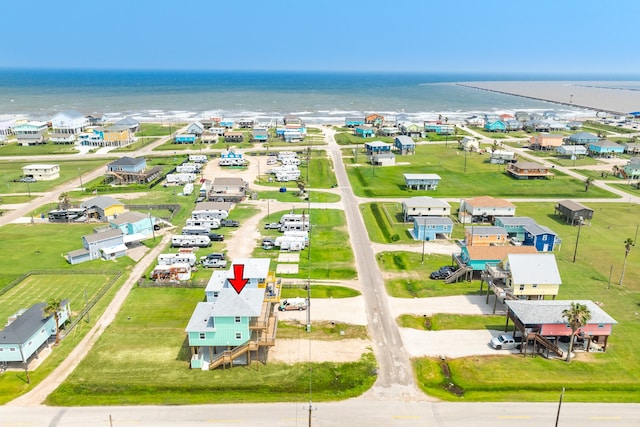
[0,69,635,124]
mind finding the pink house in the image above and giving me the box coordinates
[505,300,617,353]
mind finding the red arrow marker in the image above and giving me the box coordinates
[229,264,249,294]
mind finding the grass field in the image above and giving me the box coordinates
[0,273,115,322]
[0,159,109,195]
[345,144,615,198]
[280,284,361,299]
[0,141,79,156]
[257,190,341,204]
[47,287,376,405]
[136,123,186,137]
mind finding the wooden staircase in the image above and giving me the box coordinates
[531,333,564,358]
[445,266,472,284]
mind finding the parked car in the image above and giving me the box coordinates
[208,233,224,242]
[19,177,36,183]
[221,219,239,227]
[264,222,281,230]
[490,333,523,350]
[201,252,225,261]
[202,258,228,268]
[510,237,523,246]
[278,297,307,311]
[429,266,456,280]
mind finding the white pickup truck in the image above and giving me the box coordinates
[490,333,524,350]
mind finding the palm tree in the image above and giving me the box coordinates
[619,238,635,286]
[43,298,63,345]
[562,302,592,362]
[58,192,70,210]
[584,177,594,192]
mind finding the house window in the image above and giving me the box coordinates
[199,333,206,340]
[213,292,219,298]
[532,284,537,289]
[235,332,242,340]
[519,284,525,291]
[234,316,241,323]
[598,324,604,328]
[9,347,16,352]
[542,235,547,241]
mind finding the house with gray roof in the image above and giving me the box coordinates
[67,228,125,265]
[50,110,88,134]
[81,196,125,220]
[394,135,415,154]
[412,216,454,241]
[484,253,561,302]
[403,173,441,190]
[185,258,277,370]
[0,300,71,365]
[567,132,599,145]
[504,300,616,352]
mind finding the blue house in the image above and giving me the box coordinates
[394,135,415,154]
[523,223,560,252]
[364,141,392,154]
[252,128,268,142]
[484,120,507,132]
[109,211,154,237]
[412,216,453,241]
[345,117,365,127]
[459,245,537,272]
[424,123,455,135]
[186,258,276,370]
[107,156,146,174]
[567,132,599,145]
[403,173,441,190]
[0,300,71,364]
[587,140,625,156]
[175,134,197,144]
[219,120,235,128]
[494,216,537,241]
[355,126,375,138]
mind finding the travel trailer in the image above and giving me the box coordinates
[171,235,211,248]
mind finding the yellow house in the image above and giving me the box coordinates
[465,226,508,246]
[81,196,125,220]
[102,125,133,147]
[503,253,561,299]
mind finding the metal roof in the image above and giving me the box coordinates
[508,253,561,285]
[505,300,617,325]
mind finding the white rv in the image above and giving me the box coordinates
[157,253,197,267]
[268,165,298,175]
[281,157,301,166]
[279,221,310,232]
[166,173,196,184]
[279,213,308,224]
[185,218,221,230]
[277,151,297,161]
[189,154,208,163]
[176,163,201,173]
[171,235,211,248]
[183,183,194,196]
[275,236,307,251]
[275,171,300,182]
[181,226,210,236]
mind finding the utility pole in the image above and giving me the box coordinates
[572,218,583,263]
[78,167,83,193]
[555,387,565,427]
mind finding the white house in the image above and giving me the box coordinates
[51,110,88,134]
[22,164,60,181]
[402,196,451,221]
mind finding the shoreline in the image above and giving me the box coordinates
[456,81,640,116]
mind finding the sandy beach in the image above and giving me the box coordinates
[457,81,640,115]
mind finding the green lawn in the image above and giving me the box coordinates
[0,159,108,195]
[47,287,376,405]
[110,137,160,152]
[136,123,186,137]
[257,190,341,203]
[277,320,368,340]
[280,284,360,299]
[255,209,357,280]
[398,314,505,331]
[345,144,616,198]
[0,142,79,156]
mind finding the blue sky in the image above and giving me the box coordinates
[3,0,640,74]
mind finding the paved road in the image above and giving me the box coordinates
[324,128,423,400]
[1,401,639,427]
